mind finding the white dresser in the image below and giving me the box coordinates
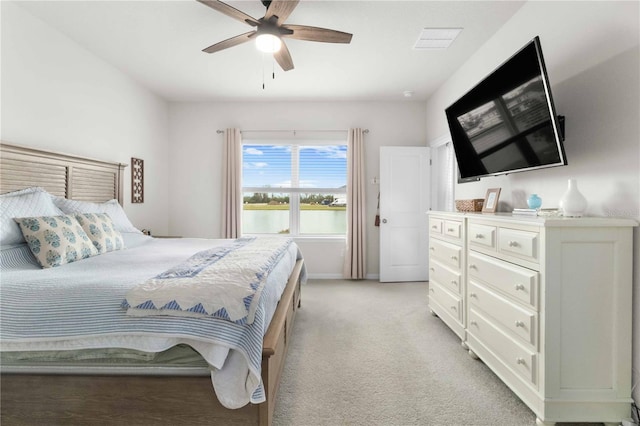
[428,214,466,342]
[427,211,636,426]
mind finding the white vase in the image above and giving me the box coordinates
[559,178,587,217]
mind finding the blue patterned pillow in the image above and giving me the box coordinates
[75,213,124,254]
[14,215,99,268]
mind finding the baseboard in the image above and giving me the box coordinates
[306,273,345,280]
[306,273,380,281]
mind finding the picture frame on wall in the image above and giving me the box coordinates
[482,187,501,213]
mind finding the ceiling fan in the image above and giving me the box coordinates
[197,0,353,71]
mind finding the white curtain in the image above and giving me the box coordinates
[343,128,366,279]
[221,128,242,238]
[432,141,456,212]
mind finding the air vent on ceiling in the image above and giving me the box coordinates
[413,28,462,50]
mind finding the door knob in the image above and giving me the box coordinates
[382,218,388,223]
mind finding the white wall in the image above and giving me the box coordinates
[0,2,170,234]
[424,1,640,402]
[167,101,426,278]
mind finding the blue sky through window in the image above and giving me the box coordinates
[243,144,347,189]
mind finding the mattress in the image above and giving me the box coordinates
[0,233,305,409]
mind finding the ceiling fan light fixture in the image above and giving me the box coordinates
[256,33,282,53]
[198,0,353,71]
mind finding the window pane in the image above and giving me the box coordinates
[299,145,347,189]
[242,192,290,234]
[241,142,347,236]
[299,193,346,235]
[243,145,291,188]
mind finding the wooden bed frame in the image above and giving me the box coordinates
[0,142,303,426]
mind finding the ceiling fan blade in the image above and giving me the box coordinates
[264,0,299,24]
[202,31,255,53]
[281,25,353,43]
[196,0,260,26]
[274,41,294,72]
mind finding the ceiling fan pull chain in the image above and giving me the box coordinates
[272,57,275,80]
[262,52,266,90]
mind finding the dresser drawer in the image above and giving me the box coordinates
[468,281,537,347]
[498,228,539,263]
[444,220,463,240]
[469,223,496,250]
[468,308,538,387]
[429,217,443,235]
[468,251,538,309]
[429,238,462,270]
[430,258,462,295]
[429,282,462,323]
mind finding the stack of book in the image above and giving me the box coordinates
[512,208,539,216]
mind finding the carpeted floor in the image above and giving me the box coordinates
[272,280,603,426]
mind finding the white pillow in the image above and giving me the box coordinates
[1,187,64,246]
[14,214,99,268]
[53,197,142,234]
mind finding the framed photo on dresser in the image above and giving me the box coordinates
[482,188,501,213]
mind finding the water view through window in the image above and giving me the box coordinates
[242,143,347,235]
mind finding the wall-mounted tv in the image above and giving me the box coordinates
[445,36,567,181]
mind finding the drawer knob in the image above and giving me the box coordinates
[469,264,477,270]
[515,284,525,291]
[430,267,435,272]
[451,256,458,261]
[430,247,435,251]
[469,292,477,298]
[508,241,519,247]
[447,228,454,232]
[470,320,478,326]
[515,321,525,328]
[431,225,438,229]
[429,288,435,293]
[475,234,484,239]
[516,357,526,365]
[451,280,458,285]
[450,306,457,311]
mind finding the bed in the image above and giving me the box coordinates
[0,142,305,425]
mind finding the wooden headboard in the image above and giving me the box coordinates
[0,142,127,204]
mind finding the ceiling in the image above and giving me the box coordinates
[15,1,526,102]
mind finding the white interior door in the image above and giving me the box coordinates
[379,146,430,282]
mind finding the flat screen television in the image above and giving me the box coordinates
[445,36,567,181]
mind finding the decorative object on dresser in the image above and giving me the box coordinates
[536,208,562,217]
[455,198,484,212]
[481,188,501,213]
[131,157,144,203]
[428,211,637,426]
[527,194,542,210]
[559,178,587,217]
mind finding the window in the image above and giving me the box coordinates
[242,141,347,236]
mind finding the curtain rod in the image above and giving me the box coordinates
[216,129,369,134]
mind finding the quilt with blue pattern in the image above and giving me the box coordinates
[123,237,293,325]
